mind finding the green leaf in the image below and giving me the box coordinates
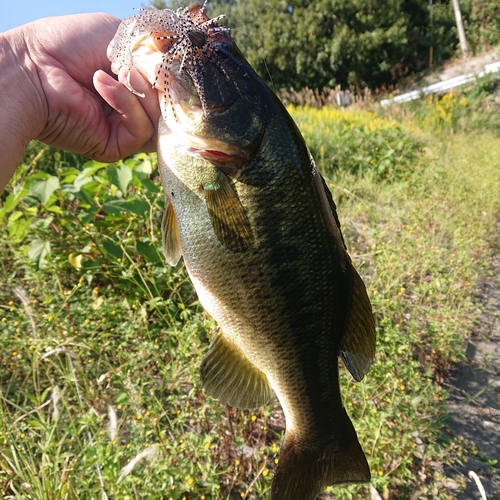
[26,171,51,183]
[69,162,108,192]
[1,187,30,215]
[78,208,97,225]
[115,392,129,404]
[133,158,153,176]
[103,199,150,216]
[107,164,133,193]
[47,205,63,214]
[60,172,79,185]
[103,240,124,260]
[139,178,161,194]
[65,176,92,193]
[7,210,24,224]
[82,259,101,274]
[80,179,107,196]
[28,238,51,268]
[137,241,161,263]
[411,395,424,407]
[31,176,60,204]
[80,160,109,174]
[7,214,32,242]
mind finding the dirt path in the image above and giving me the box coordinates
[423,49,500,84]
[445,247,500,498]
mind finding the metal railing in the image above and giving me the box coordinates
[381,60,500,107]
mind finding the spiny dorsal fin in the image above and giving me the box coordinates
[339,266,376,381]
[203,170,253,252]
[200,332,273,409]
[161,198,182,266]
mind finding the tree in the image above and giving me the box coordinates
[150,0,168,9]
[208,0,414,90]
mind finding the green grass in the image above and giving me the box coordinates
[1,86,500,499]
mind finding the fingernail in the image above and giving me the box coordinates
[116,70,145,98]
[95,70,119,89]
[128,68,150,93]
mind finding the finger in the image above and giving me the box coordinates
[93,70,156,155]
[126,68,161,129]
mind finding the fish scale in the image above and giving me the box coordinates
[108,3,376,499]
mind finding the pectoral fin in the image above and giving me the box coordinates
[203,170,253,252]
[200,332,273,409]
[161,199,182,266]
[339,267,376,381]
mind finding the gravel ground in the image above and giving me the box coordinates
[444,248,500,499]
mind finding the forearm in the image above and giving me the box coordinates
[0,27,45,192]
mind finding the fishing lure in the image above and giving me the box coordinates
[108,1,242,118]
[152,1,234,116]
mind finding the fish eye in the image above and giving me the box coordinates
[188,30,207,48]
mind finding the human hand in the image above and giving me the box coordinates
[0,12,160,187]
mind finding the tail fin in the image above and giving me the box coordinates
[271,408,370,500]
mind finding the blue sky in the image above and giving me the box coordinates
[2,0,152,32]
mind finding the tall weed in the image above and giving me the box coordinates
[289,106,422,182]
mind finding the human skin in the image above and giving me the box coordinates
[0,13,161,192]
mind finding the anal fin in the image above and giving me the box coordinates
[200,332,273,410]
[339,266,376,381]
[203,170,253,253]
[161,198,182,266]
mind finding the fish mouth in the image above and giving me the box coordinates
[127,33,166,87]
[126,35,247,165]
[122,19,262,169]
[169,118,254,170]
[189,143,251,172]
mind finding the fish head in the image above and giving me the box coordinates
[108,3,267,170]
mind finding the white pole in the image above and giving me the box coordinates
[451,0,469,57]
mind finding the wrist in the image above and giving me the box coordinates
[0,26,46,190]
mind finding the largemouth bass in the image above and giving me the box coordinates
[107,3,376,499]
